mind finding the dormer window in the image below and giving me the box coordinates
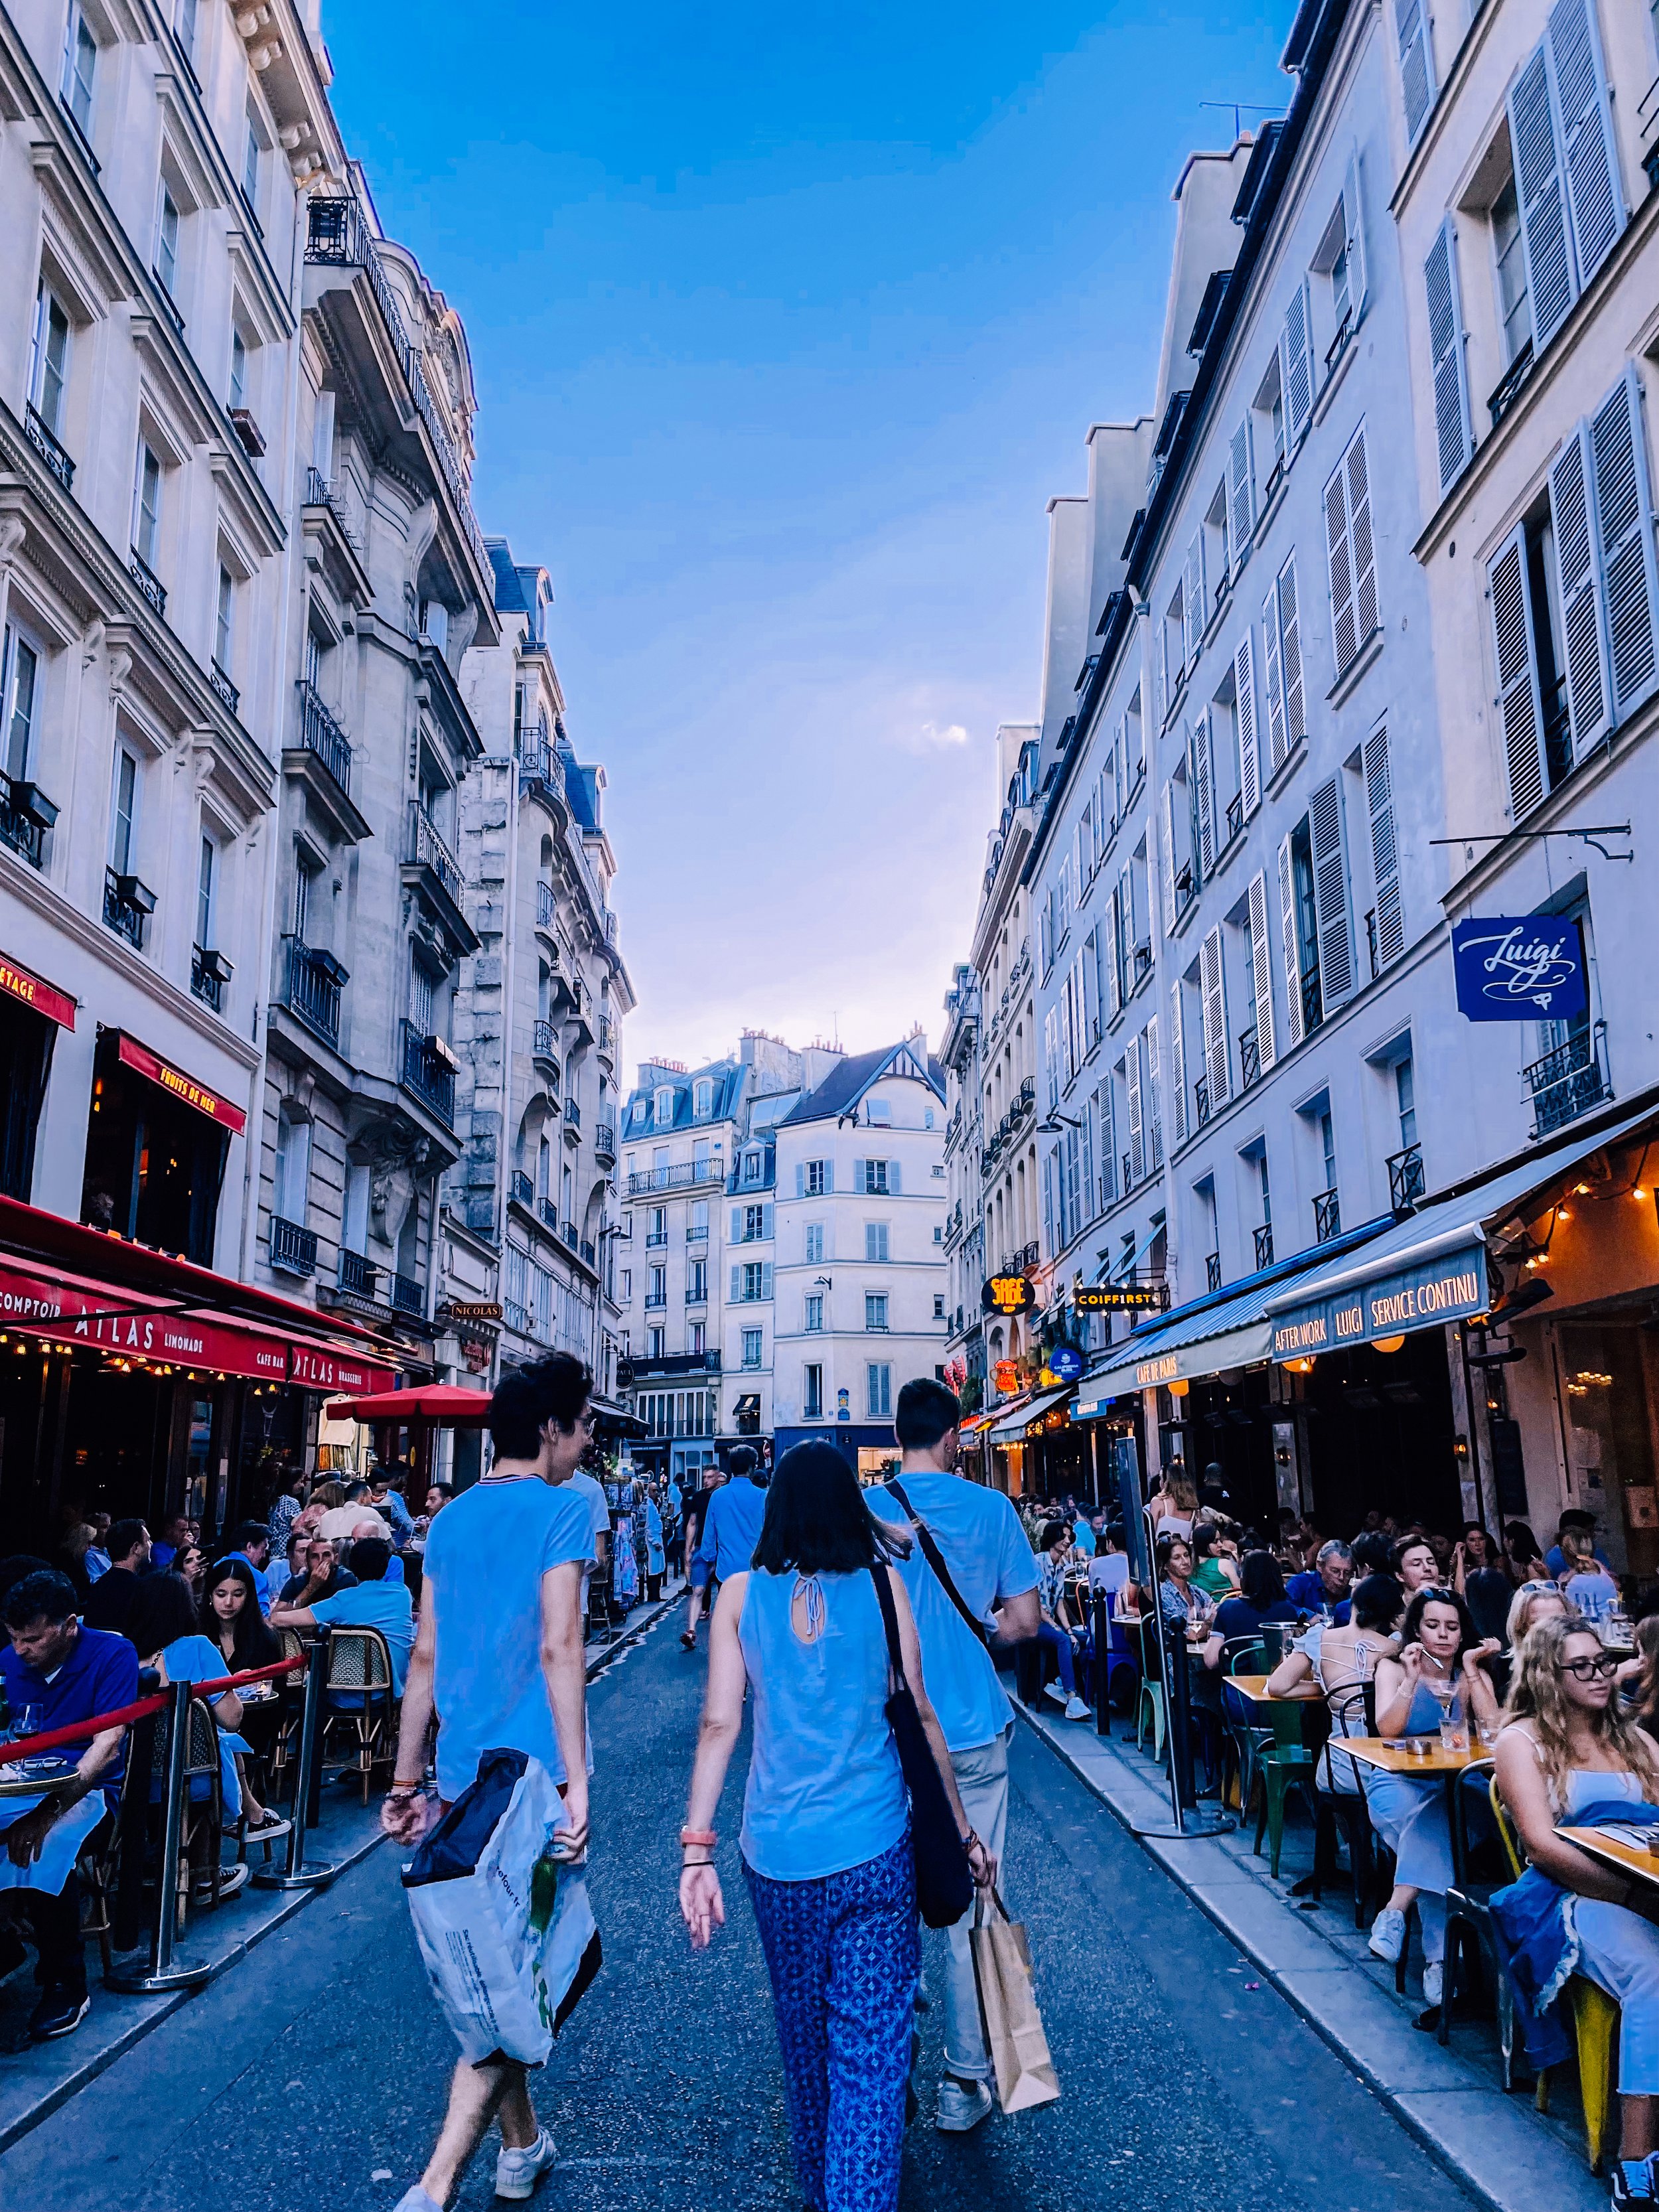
[654,1084,674,1129]
[693,1077,714,1119]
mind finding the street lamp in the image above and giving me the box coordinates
[1037,1110,1082,1136]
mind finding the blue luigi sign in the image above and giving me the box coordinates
[1451,917,1587,1023]
[1048,1345,1084,1383]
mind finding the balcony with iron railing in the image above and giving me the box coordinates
[510,1170,535,1210]
[406,801,464,907]
[627,1163,710,1195]
[1194,1073,1211,1128]
[390,1271,424,1317]
[1526,1023,1610,1140]
[539,1195,560,1235]
[399,1019,455,1126]
[594,1116,616,1165]
[1300,966,1323,1037]
[1224,792,1244,845]
[1173,861,1196,920]
[597,1013,615,1055]
[532,1018,558,1069]
[293,680,353,794]
[1388,1143,1425,1217]
[269,1216,317,1276]
[1487,338,1536,430]
[1133,940,1153,986]
[1254,1222,1275,1270]
[25,405,74,493]
[337,1248,378,1299]
[562,1096,581,1142]
[281,937,346,1047]
[0,776,56,869]
[1206,1250,1222,1293]
[1239,1027,1260,1090]
[104,867,155,950]
[129,548,166,619]
[1313,1187,1341,1242]
[191,943,232,1013]
[644,1228,669,1248]
[644,1291,668,1311]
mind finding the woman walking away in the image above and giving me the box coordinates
[678,1440,991,2212]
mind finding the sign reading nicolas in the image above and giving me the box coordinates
[981,1273,1037,1316]
[1452,917,1587,1022]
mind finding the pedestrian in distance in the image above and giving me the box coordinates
[867,1377,1039,2132]
[680,1462,727,1651]
[694,1442,768,1592]
[382,1354,597,2212]
[680,1438,993,2211]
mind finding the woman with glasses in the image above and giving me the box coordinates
[1496,1616,1659,2204]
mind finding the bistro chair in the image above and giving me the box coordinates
[322,1626,398,1803]
[1490,1779,1616,2170]
[1317,1684,1388,1931]
[77,1743,151,1976]
[1248,1667,1319,1881]
[264,1629,309,1803]
[1220,1639,1272,1817]
[1437,1767,1519,2084]
[149,1691,226,1933]
[1125,1614,1166,1762]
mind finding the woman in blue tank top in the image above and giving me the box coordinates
[678,1440,991,2212]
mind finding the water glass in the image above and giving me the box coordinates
[1439,1716,1469,1755]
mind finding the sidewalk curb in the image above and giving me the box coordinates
[1013,1702,1602,2212]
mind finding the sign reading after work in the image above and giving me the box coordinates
[1269,1242,1488,1359]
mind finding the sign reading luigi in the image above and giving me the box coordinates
[1269,1238,1489,1359]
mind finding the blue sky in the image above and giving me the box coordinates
[326,1,1293,1075]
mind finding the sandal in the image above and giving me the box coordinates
[680,1630,697,1650]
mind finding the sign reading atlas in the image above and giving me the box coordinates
[1452,917,1587,1022]
[981,1274,1037,1316]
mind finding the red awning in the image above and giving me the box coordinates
[0,952,74,1030]
[114,1031,247,1134]
[324,1383,492,1426]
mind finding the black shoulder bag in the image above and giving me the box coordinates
[885,1478,989,1647]
[868,1563,975,1929]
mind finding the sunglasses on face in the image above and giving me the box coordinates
[1563,1655,1620,1681]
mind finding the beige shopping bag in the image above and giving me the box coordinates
[970,1889,1060,2112]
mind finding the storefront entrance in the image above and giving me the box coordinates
[80,1031,230,1264]
[1297,1331,1463,1539]
[1551,1321,1659,1580]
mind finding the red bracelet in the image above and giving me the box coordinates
[680,1826,717,1848]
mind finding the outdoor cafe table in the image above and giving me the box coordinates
[1338,1737,1493,1886]
[1226,1673,1321,1703]
[1559,1824,1659,1891]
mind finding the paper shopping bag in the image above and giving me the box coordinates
[970,1890,1060,2112]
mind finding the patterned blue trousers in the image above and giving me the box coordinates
[745,1832,919,2212]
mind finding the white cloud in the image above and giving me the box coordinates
[915,718,971,750]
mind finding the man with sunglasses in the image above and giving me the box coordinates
[383,1353,597,2212]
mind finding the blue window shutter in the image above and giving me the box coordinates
[761,1262,772,1299]
[730,1206,743,1242]
[762,1203,774,1238]
[795,1163,804,1197]
[729,1265,741,1301]
[824,1159,833,1194]
[855,1157,867,1193]
[889,1160,901,1195]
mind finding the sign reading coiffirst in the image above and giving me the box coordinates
[1269,1245,1488,1359]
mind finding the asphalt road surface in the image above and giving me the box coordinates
[8,1611,1473,2211]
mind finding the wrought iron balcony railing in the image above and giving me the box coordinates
[208,660,239,715]
[1254,1222,1275,1270]
[1300,966,1323,1036]
[104,867,154,949]
[532,1018,557,1064]
[399,1019,455,1125]
[129,548,166,618]
[269,1216,317,1276]
[1313,1187,1342,1242]
[1526,1023,1610,1140]
[0,777,54,869]
[1239,1026,1260,1090]
[281,936,345,1046]
[337,1248,378,1298]
[390,1270,424,1317]
[25,405,74,492]
[406,802,463,905]
[1387,1143,1425,1217]
[294,680,353,793]
[191,944,232,1013]
[1194,1074,1211,1127]
[510,1169,534,1209]
[1206,1250,1222,1293]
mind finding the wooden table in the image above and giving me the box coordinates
[1561,1825,1659,1891]
[0,1757,80,1800]
[1339,1736,1493,1885]
[1226,1673,1321,1704]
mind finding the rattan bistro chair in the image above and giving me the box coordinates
[321,1626,398,1803]
[149,1692,226,1933]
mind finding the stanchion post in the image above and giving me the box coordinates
[253,1633,342,1891]
[1092,1589,1112,1737]
[106,1680,212,1993]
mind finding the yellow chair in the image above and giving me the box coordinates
[1490,1776,1618,2172]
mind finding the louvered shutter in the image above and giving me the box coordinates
[1184,534,1204,666]
[760,1262,772,1299]
[889,1161,901,1195]
[761,1203,774,1238]
[1200,926,1230,1106]
[1262,583,1288,769]
[1589,366,1659,723]
[1309,774,1354,1005]
[1277,832,1305,1049]
[730,1265,741,1301]
[1081,1092,1096,1218]
[853,1158,868,1196]
[1145,1014,1161,1145]
[1104,889,1121,1018]
[1488,524,1549,820]
[823,1160,833,1193]
[1118,862,1133,983]
[1364,726,1403,968]
[1347,430,1377,648]
[1277,557,1306,748]
[1169,984,1188,1145]
[1100,1078,1116,1201]
[1060,964,1076,1080]
[1159,781,1177,934]
[1425,219,1473,492]
[1342,152,1368,321]
[730,1206,743,1242]
[1191,716,1216,878]
[1325,458,1356,674]
[1508,44,1575,352]
[795,1163,805,1197]
[1126,1041,1143,1183]
[1282,279,1315,449]
[1082,928,1101,1046]
[1550,0,1622,291]
[1247,869,1277,1070]
[1396,0,1435,145]
[1235,630,1261,817]
[1043,1010,1059,1109]
[1229,418,1254,558]
[1550,420,1611,753]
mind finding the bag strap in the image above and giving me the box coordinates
[886,1479,989,1649]
[868,1564,908,1692]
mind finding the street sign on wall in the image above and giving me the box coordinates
[1452,917,1587,1021]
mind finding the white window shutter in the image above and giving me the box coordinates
[1309,773,1354,1005]
[1324,456,1356,675]
[1589,365,1659,724]
[1425,218,1473,492]
[1247,869,1277,1070]
[1346,431,1377,650]
[1549,419,1611,754]
[1169,983,1188,1145]
[1126,1041,1143,1183]
[1100,1077,1116,1202]
[1277,830,1305,1049]
[1199,925,1230,1106]
[1159,781,1177,935]
[729,1264,741,1301]
[853,1157,867,1195]
[762,1202,774,1238]
[1183,534,1204,667]
[1508,43,1575,353]
[761,1262,772,1299]
[1261,583,1287,769]
[1342,151,1368,321]
[889,1158,901,1196]
[1277,555,1306,749]
[794,1162,805,1198]
[1396,0,1435,145]
[1118,862,1133,974]
[1082,928,1101,1045]
[1043,1009,1059,1110]
[1550,0,1623,291]
[730,1206,743,1243]
[1081,1092,1096,1217]
[1364,725,1403,968]
[1230,417,1254,560]
[1145,1013,1161,1143]
[1191,715,1216,878]
[1488,523,1550,820]
[1104,892,1121,1018]
[1283,278,1315,449]
[824,1159,833,1193]
[1235,630,1261,816]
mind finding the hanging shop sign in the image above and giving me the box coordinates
[1075,1282,1168,1312]
[981,1273,1037,1316]
[441,1299,502,1324]
[0,952,74,1029]
[1268,1238,1488,1359]
[1047,1345,1084,1382]
[114,1033,248,1132]
[1451,917,1587,1023]
[993,1360,1022,1394]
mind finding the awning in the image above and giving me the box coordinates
[0,952,74,1029]
[1073,1215,1396,1416]
[988,1385,1074,1443]
[732,1394,761,1418]
[958,1408,999,1436]
[325,1383,492,1424]
[113,1031,247,1134]
[1264,1098,1659,1360]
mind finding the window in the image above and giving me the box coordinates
[804,1364,824,1420]
[230,329,248,411]
[155,183,180,298]
[647,1325,665,1359]
[693,1138,712,1179]
[29,284,70,438]
[196,835,216,948]
[867,1363,892,1418]
[60,5,96,134]
[1492,177,1529,368]
[932,1224,943,1244]
[865,1293,889,1332]
[865,1222,889,1263]
[273,1112,311,1227]
[109,747,139,873]
[804,1159,828,1197]
[242,108,260,208]
[1320,1110,1336,1193]
[743,1147,761,1181]
[687,1258,707,1303]
[654,1084,674,1129]
[804,1222,824,1264]
[1504,7,1622,360]
[132,443,163,574]
[688,1321,705,1355]
[649,1204,666,1241]
[867,1097,891,1126]
[215,565,234,676]
[1260,552,1305,771]
[924,1107,935,1130]
[408,956,434,1039]
[742,1327,762,1368]
[733,1260,771,1301]
[804,1294,824,1332]
[861,1159,889,1196]
[693,1077,713,1118]
[648,1264,666,1303]
[293,852,317,942]
[2,630,40,784]
[620,1268,632,1300]
[1396,1057,1417,1149]
[176,0,198,55]
[1323,427,1378,676]
[933,1293,946,1319]
[687,1199,709,1242]
[1251,350,1287,486]
[744,1203,765,1241]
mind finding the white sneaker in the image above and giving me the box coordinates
[1422,1960,1444,2008]
[1064,1694,1090,1721]
[1042,1682,1068,1706]
[194,1862,251,1903]
[394,2192,442,2212]
[1368,1905,1407,1964]
[935,2078,993,2133]
[496,2129,556,2202]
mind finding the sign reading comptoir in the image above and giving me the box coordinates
[1269,1242,1488,1359]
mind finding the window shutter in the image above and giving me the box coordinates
[823,1159,833,1193]
[1080,1091,1096,1217]
[1169,983,1188,1145]
[730,1206,743,1242]
[1346,430,1377,650]
[1325,457,1356,675]
[1229,417,1254,559]
[1043,1009,1059,1110]
[794,1162,805,1198]
[1309,774,1354,1005]
[1342,152,1368,321]
[1396,0,1435,145]
[1118,862,1133,979]
[1234,631,1260,818]
[1199,925,1230,1106]
[1549,420,1611,753]
[729,1265,741,1301]
[1104,892,1121,1017]
[1508,44,1575,353]
[1182,535,1202,666]
[889,1159,901,1195]
[762,1203,774,1238]
[1248,869,1277,1071]
[1277,555,1305,749]
[1100,1077,1117,1202]
[1261,582,1287,769]
[1425,218,1474,492]
[760,1262,772,1299]
[1281,278,1315,449]
[1145,1013,1161,1147]
[1126,1041,1143,1183]
[1159,781,1178,934]
[1191,714,1216,877]
[1589,365,1659,725]
[1550,0,1623,291]
[1277,832,1305,1049]
[1488,524,1549,820]
[1364,726,1404,968]
[1082,928,1101,1044]
[1042,1149,1055,1253]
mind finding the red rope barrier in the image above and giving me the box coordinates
[0,1653,305,1767]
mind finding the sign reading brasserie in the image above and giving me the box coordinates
[1451,917,1587,1023]
[981,1274,1037,1315]
[1269,1243,1488,1359]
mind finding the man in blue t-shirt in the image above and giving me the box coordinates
[0,1570,139,2040]
[1285,1539,1354,1623]
[271,1536,414,1692]
[695,1445,768,1582]
[868,1380,1039,2136]
[381,1355,597,2212]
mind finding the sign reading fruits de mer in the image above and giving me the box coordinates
[1269,1240,1488,1359]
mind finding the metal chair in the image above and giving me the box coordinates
[149,1692,226,1932]
[263,1629,309,1802]
[321,1626,398,1803]
[1437,1767,1520,2084]
[1248,1668,1319,1880]
[1125,1613,1165,1761]
[1220,1639,1272,1817]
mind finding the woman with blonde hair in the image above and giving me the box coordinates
[1148,1469,1198,1542]
[1494,1614,1659,2201]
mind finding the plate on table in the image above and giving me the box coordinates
[0,1754,79,1791]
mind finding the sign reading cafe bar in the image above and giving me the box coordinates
[1269,1240,1490,1359]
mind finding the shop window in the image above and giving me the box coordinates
[80,1032,228,1262]
[0,994,54,1202]
[804,1364,824,1419]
